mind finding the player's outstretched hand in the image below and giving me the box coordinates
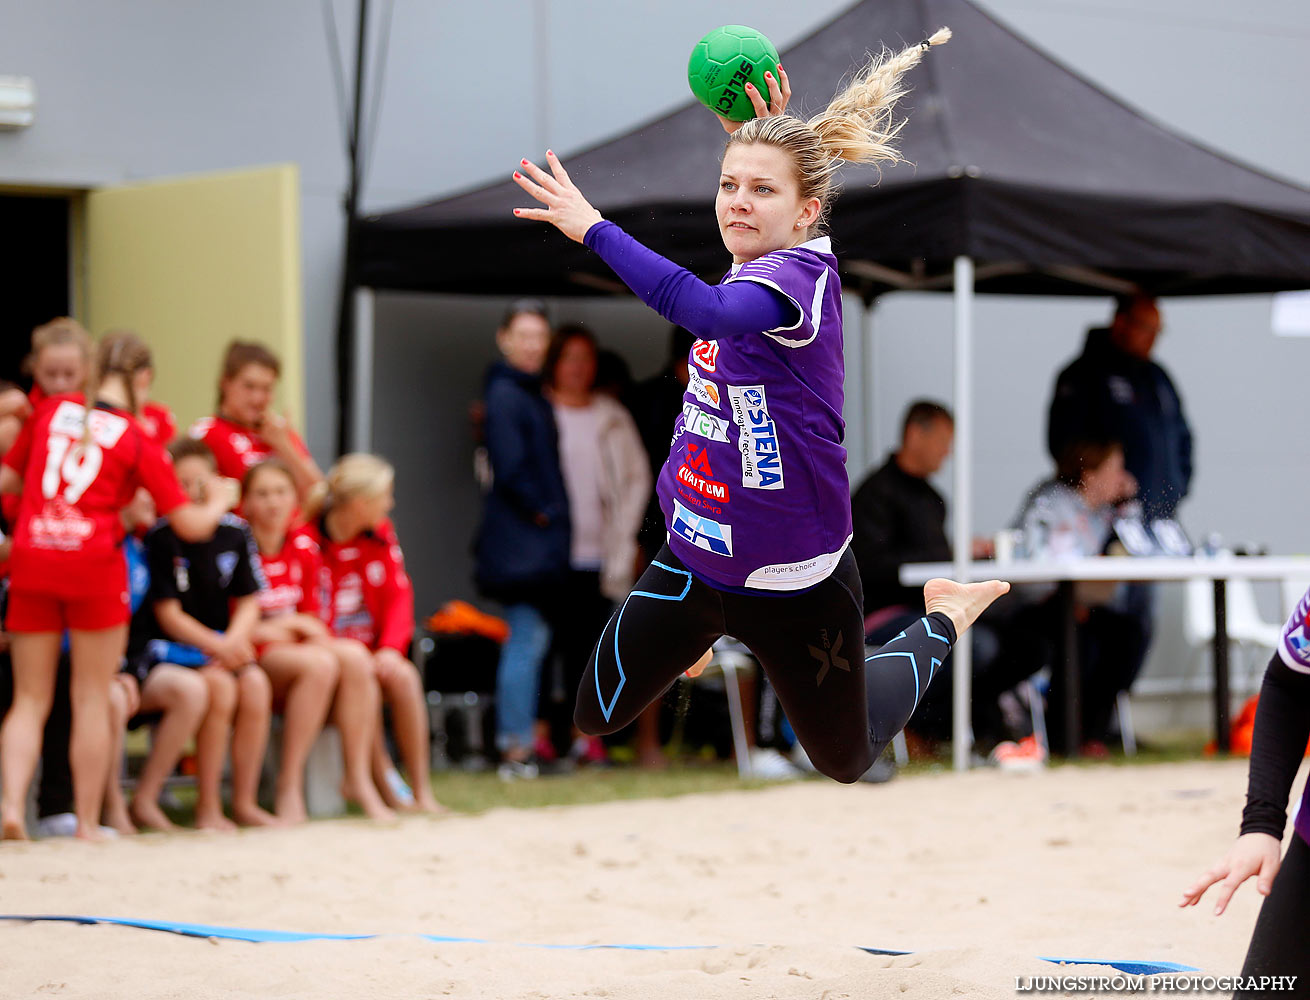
[513,151,603,243]
[1180,832,1282,915]
[714,64,791,134]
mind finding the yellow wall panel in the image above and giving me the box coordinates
[85,164,304,436]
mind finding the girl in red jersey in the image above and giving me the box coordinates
[189,341,322,504]
[244,460,393,822]
[25,317,90,407]
[95,329,176,449]
[0,337,236,840]
[301,454,440,813]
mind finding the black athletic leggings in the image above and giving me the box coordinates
[1234,832,1310,998]
[574,545,956,783]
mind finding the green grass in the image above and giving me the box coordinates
[429,761,775,814]
[895,730,1218,776]
[142,758,778,825]
[135,731,1227,826]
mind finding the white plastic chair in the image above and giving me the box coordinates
[684,638,755,779]
[1280,577,1310,620]
[1183,576,1282,696]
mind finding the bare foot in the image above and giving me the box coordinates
[102,804,138,837]
[413,790,448,816]
[2,815,29,841]
[685,648,714,678]
[342,779,397,822]
[129,797,178,833]
[374,772,412,811]
[274,788,308,826]
[232,803,282,828]
[923,578,1010,638]
[195,808,238,833]
[74,823,110,843]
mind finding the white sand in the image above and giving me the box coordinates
[0,759,1286,999]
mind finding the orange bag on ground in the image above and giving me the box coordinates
[424,600,510,644]
[1208,694,1310,756]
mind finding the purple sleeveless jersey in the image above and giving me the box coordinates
[655,237,852,591]
[1276,585,1310,844]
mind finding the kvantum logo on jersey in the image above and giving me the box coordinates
[676,443,730,503]
[726,385,784,490]
[680,401,729,443]
[671,499,733,557]
[686,366,721,408]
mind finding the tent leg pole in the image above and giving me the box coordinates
[863,300,878,472]
[351,286,375,453]
[951,256,975,772]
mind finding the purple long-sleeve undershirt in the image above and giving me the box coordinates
[583,220,795,340]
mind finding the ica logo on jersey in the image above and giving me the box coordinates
[727,385,785,490]
[691,339,719,373]
[676,442,730,503]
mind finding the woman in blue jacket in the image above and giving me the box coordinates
[473,300,570,778]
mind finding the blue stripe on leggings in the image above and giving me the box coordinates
[922,617,951,645]
[597,560,691,723]
[866,649,921,705]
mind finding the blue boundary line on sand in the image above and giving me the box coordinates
[0,915,1199,973]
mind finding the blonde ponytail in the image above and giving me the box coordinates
[726,28,950,235]
[809,28,950,169]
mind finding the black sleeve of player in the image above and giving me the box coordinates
[146,524,182,603]
[227,522,263,599]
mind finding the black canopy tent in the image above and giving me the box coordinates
[359,0,1310,300]
[354,0,1310,768]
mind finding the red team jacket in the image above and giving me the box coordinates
[256,532,324,619]
[295,517,414,653]
[3,394,187,597]
[189,414,312,480]
[140,402,178,449]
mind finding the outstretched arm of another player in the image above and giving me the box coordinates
[713,65,791,133]
[1180,833,1282,915]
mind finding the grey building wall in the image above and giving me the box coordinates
[4,3,1308,701]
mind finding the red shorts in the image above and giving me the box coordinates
[6,588,131,632]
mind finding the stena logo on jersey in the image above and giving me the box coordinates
[680,401,729,443]
[671,500,733,557]
[691,339,719,373]
[727,385,785,490]
[686,366,721,409]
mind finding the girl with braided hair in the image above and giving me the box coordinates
[513,31,1007,783]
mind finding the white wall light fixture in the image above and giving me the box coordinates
[0,76,36,129]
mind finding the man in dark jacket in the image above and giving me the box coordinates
[851,401,955,621]
[1048,294,1192,519]
[473,300,570,778]
[850,402,1011,747]
[1046,293,1193,731]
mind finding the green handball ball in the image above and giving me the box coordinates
[687,25,780,123]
